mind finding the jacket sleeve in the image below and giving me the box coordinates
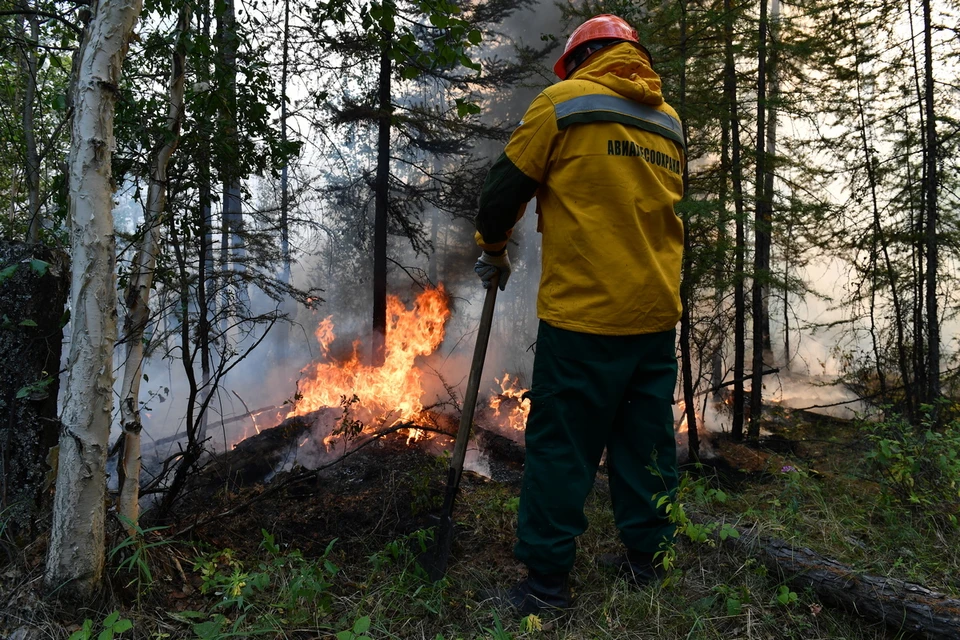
[475,92,558,251]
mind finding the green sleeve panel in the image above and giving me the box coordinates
[475,151,540,247]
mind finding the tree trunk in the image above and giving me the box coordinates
[20,2,41,243]
[675,2,698,460]
[428,207,439,284]
[197,0,214,446]
[748,0,770,441]
[711,107,730,397]
[703,515,960,639]
[116,3,188,533]
[921,0,939,410]
[760,0,779,357]
[45,0,142,600]
[0,241,69,538]
[782,216,791,368]
[724,0,747,441]
[372,30,391,366]
[218,0,243,332]
[275,0,292,364]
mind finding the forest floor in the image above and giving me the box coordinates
[2,406,958,640]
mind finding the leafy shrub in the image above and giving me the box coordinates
[863,405,960,527]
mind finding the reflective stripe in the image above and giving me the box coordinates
[554,94,685,150]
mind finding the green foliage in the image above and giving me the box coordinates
[0,264,18,284]
[479,612,513,640]
[863,406,960,527]
[712,583,751,616]
[653,471,739,585]
[67,611,133,640]
[336,616,373,640]
[182,530,338,637]
[656,471,736,547]
[15,371,53,400]
[775,584,799,607]
[109,515,172,592]
[406,453,445,516]
[334,393,365,439]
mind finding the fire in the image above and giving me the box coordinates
[488,373,530,431]
[676,400,690,433]
[291,286,451,436]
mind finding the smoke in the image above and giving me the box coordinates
[126,1,885,489]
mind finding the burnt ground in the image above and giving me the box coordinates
[124,428,525,620]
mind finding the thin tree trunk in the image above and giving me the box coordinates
[906,0,926,412]
[198,0,214,446]
[20,3,41,243]
[276,0,292,363]
[428,207,439,283]
[921,0,939,409]
[712,116,729,397]
[725,0,747,441]
[218,0,242,333]
[782,216,791,369]
[748,0,770,441]
[159,210,204,518]
[372,28,391,366]
[45,0,142,599]
[116,3,188,533]
[676,2,699,460]
[760,0,779,356]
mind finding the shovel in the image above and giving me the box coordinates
[421,272,499,581]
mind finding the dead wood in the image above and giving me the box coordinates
[701,514,960,639]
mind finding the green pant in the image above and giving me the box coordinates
[515,321,679,575]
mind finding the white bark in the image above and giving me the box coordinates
[44,0,142,599]
[117,5,188,533]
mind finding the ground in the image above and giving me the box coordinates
[2,408,957,639]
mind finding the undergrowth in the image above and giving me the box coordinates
[7,419,959,639]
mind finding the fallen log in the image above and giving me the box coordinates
[701,515,960,639]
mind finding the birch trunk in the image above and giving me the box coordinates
[44,0,141,599]
[117,4,188,533]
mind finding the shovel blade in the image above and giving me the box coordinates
[418,515,455,581]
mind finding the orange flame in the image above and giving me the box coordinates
[676,400,689,433]
[291,286,451,435]
[488,373,530,431]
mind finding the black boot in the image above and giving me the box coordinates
[479,570,572,615]
[597,549,664,588]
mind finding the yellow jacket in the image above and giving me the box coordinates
[475,42,685,335]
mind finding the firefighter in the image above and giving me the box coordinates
[473,14,685,614]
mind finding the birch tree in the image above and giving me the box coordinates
[116,3,189,532]
[44,0,142,599]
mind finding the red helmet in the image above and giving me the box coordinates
[553,14,642,80]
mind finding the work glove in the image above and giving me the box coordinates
[475,250,511,291]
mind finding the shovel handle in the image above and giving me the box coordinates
[424,273,500,580]
[443,272,499,511]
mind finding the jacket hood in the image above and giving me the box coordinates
[568,42,664,106]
